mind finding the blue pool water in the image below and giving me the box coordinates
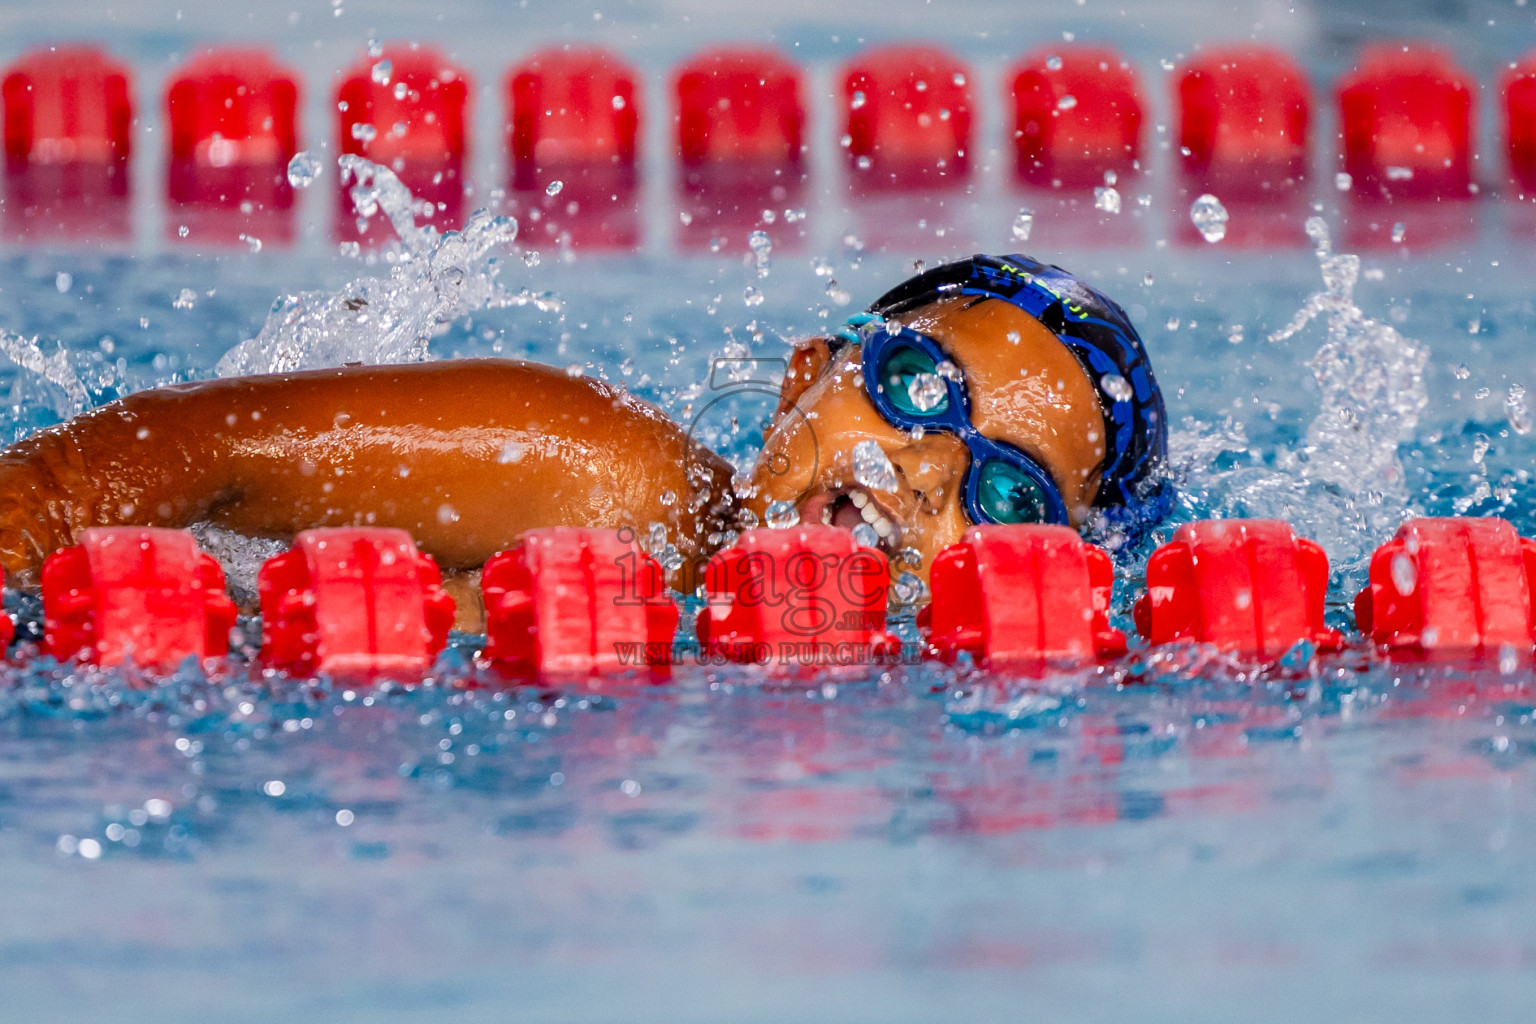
[6,0,1536,1020]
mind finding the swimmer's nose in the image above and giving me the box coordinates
[888,433,968,503]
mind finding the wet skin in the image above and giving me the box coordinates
[0,297,1106,626]
[747,295,1107,578]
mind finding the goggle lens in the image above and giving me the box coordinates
[975,458,1051,524]
[880,344,950,417]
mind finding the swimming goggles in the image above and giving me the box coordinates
[840,311,1070,527]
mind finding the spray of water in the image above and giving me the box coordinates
[215,157,551,376]
[0,332,90,418]
[1170,216,1428,572]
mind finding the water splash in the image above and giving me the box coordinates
[1270,217,1427,505]
[0,331,90,417]
[215,157,540,376]
[1172,217,1428,569]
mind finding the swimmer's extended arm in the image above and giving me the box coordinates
[0,359,735,589]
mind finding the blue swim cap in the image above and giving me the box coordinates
[849,253,1172,543]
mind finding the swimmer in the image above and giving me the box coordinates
[747,254,1170,569]
[0,253,1169,628]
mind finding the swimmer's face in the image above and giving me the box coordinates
[748,295,1107,581]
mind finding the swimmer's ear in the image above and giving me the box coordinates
[771,336,834,424]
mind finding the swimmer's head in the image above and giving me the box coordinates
[748,253,1170,578]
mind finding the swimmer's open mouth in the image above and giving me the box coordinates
[802,487,905,556]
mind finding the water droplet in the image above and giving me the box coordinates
[611,94,626,110]
[1227,324,1245,345]
[1100,373,1133,402]
[350,122,378,144]
[1507,384,1531,435]
[371,59,392,85]
[851,523,880,548]
[1046,55,1063,70]
[742,286,764,306]
[935,359,962,382]
[54,271,72,293]
[497,440,526,464]
[850,90,867,110]
[565,363,584,378]
[1057,94,1078,110]
[825,279,851,306]
[287,151,323,188]
[892,571,928,606]
[1454,363,1470,380]
[765,500,800,528]
[748,230,772,278]
[1391,222,1407,244]
[177,225,190,238]
[545,179,564,197]
[1385,165,1415,182]
[523,250,541,267]
[1390,553,1418,595]
[852,440,899,492]
[906,372,946,411]
[811,256,834,277]
[263,780,287,797]
[1334,171,1352,191]
[1011,208,1034,242]
[1190,193,1229,242]
[1094,186,1121,214]
[173,288,197,310]
[1500,644,1520,675]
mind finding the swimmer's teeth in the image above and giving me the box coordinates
[849,490,869,509]
[859,502,880,524]
[873,518,893,539]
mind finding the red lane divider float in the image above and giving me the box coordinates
[1012,44,1142,190]
[41,527,236,668]
[0,580,11,650]
[843,44,973,190]
[1338,43,1475,200]
[1356,517,1536,658]
[673,46,806,248]
[924,524,1125,669]
[166,48,300,247]
[1504,54,1536,195]
[335,44,470,243]
[696,525,899,667]
[479,528,677,678]
[258,528,454,677]
[507,46,640,250]
[1177,45,1309,196]
[1135,519,1341,660]
[1,45,133,242]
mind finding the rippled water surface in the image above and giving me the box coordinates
[6,0,1536,1020]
